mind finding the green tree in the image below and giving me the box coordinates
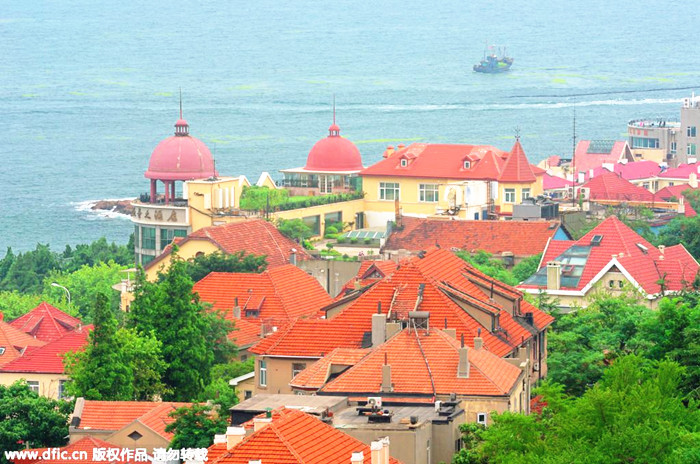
[0,244,61,293]
[511,254,541,283]
[129,260,215,401]
[0,381,74,464]
[456,250,518,286]
[657,215,700,259]
[166,404,228,450]
[276,218,314,242]
[183,251,267,283]
[239,186,289,211]
[198,359,254,412]
[0,291,45,320]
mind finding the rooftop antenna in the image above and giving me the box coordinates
[333,94,336,125]
[514,126,521,141]
[179,88,183,119]
[572,103,577,207]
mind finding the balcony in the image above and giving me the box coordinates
[628,118,679,129]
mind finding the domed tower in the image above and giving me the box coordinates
[280,102,364,196]
[145,106,218,204]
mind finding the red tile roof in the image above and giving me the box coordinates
[0,326,91,374]
[252,249,553,359]
[574,140,631,173]
[579,160,662,183]
[15,437,135,464]
[360,143,507,180]
[320,329,523,397]
[0,321,46,367]
[582,172,655,201]
[339,260,398,295]
[520,216,700,295]
[193,265,331,347]
[145,219,311,271]
[383,217,558,257]
[659,163,700,180]
[77,400,192,440]
[290,348,370,390]
[9,302,82,342]
[543,173,573,190]
[209,408,402,464]
[498,140,536,182]
[655,184,699,201]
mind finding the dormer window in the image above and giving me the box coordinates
[463,161,471,169]
[400,159,408,167]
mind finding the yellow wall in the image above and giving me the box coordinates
[498,177,543,214]
[145,239,220,281]
[0,372,67,400]
[271,199,366,237]
[186,177,251,232]
[631,148,666,164]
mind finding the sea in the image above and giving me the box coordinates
[1,0,698,254]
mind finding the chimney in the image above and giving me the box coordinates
[658,245,665,255]
[225,426,245,450]
[372,303,387,347]
[253,417,272,432]
[690,172,698,188]
[370,439,388,464]
[578,172,585,184]
[289,248,297,266]
[546,262,561,290]
[457,334,469,378]
[351,451,364,463]
[380,437,390,463]
[473,336,483,350]
[233,297,241,319]
[213,434,226,445]
[381,353,393,392]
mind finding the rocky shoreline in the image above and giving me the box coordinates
[91,199,135,216]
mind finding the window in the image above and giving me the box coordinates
[292,363,307,378]
[27,381,39,394]
[687,126,697,137]
[609,280,615,289]
[504,188,516,203]
[669,182,675,187]
[463,161,471,169]
[643,182,650,190]
[244,390,253,400]
[671,142,677,154]
[419,184,439,202]
[160,229,187,249]
[379,182,400,201]
[522,188,531,200]
[619,280,624,289]
[134,225,140,248]
[631,137,660,149]
[0,347,5,355]
[141,227,156,250]
[687,144,697,156]
[58,380,67,399]
[400,159,408,167]
[259,360,267,387]
[477,413,488,426]
[141,254,154,265]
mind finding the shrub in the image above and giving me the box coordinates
[350,238,359,244]
[363,238,372,245]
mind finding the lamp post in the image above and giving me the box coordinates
[50,282,71,306]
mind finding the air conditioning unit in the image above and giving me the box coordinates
[579,187,590,200]
[683,98,690,108]
[533,362,540,372]
[367,397,382,408]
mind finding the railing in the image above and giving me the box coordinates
[276,179,321,188]
[628,118,679,129]
[135,193,188,207]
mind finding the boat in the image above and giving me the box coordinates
[473,46,513,73]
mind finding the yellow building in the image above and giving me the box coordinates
[359,139,543,225]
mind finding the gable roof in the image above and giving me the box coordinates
[498,139,536,182]
[209,408,402,464]
[383,217,558,257]
[9,302,82,342]
[582,172,654,201]
[0,320,46,367]
[0,326,91,374]
[290,348,370,390]
[76,400,192,441]
[252,249,553,359]
[655,183,699,201]
[339,260,398,295]
[360,143,507,180]
[14,437,134,464]
[320,329,522,397]
[658,163,700,180]
[574,140,632,173]
[520,216,699,295]
[543,173,573,190]
[145,219,311,271]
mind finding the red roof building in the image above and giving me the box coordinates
[498,139,536,183]
[0,326,90,375]
[519,216,700,308]
[13,436,136,464]
[208,408,402,464]
[193,265,333,351]
[573,140,634,174]
[582,172,655,202]
[144,219,311,274]
[658,162,700,182]
[0,315,46,367]
[381,217,559,259]
[9,302,82,343]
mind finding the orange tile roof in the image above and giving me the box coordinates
[360,143,507,180]
[145,219,311,271]
[582,172,654,202]
[210,408,402,464]
[498,139,536,182]
[9,302,82,342]
[0,326,91,374]
[194,265,331,347]
[320,329,523,397]
[77,400,192,440]
[290,348,370,390]
[0,321,46,367]
[252,249,553,359]
[339,261,398,295]
[16,437,133,464]
[383,217,558,257]
[655,184,699,201]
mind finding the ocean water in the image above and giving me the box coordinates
[1,0,698,253]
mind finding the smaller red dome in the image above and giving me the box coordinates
[145,120,218,181]
[304,125,363,172]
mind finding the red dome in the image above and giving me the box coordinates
[304,125,363,172]
[145,120,218,181]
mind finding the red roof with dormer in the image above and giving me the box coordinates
[0,326,91,374]
[574,140,632,173]
[659,163,700,180]
[208,408,402,464]
[498,139,536,182]
[9,303,82,343]
[0,319,46,367]
[655,183,699,201]
[582,172,655,201]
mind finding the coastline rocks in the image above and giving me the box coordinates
[91,199,135,216]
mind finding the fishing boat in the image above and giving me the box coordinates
[473,46,513,73]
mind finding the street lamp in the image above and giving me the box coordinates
[51,283,71,306]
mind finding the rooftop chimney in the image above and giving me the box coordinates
[372,303,387,347]
[658,245,665,255]
[253,417,272,432]
[370,438,391,464]
[457,334,469,379]
[381,353,393,392]
[690,172,698,188]
[546,262,561,290]
[351,451,364,463]
[213,434,226,445]
[233,297,241,319]
[225,426,246,450]
[473,335,483,350]
[289,248,297,266]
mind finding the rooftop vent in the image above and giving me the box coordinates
[636,243,649,254]
[590,235,603,246]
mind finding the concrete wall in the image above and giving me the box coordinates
[0,372,67,400]
[343,424,431,464]
[271,199,366,238]
[297,260,362,297]
[255,356,319,395]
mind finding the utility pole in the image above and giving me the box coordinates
[572,104,577,208]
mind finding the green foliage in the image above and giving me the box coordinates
[511,254,541,283]
[129,260,218,401]
[657,215,700,259]
[60,236,134,273]
[276,218,314,241]
[239,186,290,211]
[0,291,45,320]
[0,381,74,464]
[455,250,518,286]
[324,225,338,237]
[182,251,267,283]
[452,423,487,464]
[63,293,168,401]
[166,404,228,450]
[198,359,254,413]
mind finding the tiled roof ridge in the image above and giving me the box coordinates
[437,281,501,315]
[268,418,306,463]
[410,325,437,398]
